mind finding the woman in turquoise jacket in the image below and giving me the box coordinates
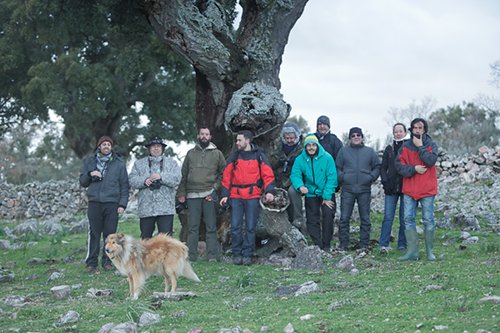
[290,134,338,251]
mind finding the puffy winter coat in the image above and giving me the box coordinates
[221,145,275,200]
[79,153,129,208]
[395,134,438,200]
[129,155,181,217]
[336,143,381,193]
[290,136,337,200]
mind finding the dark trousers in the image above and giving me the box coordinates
[339,191,371,249]
[86,202,119,268]
[305,196,335,250]
[187,197,219,260]
[230,198,260,258]
[140,215,174,239]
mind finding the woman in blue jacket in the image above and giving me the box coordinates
[291,134,338,251]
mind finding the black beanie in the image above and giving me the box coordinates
[317,115,330,127]
[349,127,364,138]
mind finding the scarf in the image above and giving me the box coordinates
[96,152,113,176]
[148,155,164,174]
[393,139,404,154]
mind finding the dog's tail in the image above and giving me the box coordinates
[182,261,201,282]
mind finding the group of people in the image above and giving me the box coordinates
[79,116,438,272]
[270,115,438,261]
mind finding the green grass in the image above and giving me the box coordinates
[0,215,498,332]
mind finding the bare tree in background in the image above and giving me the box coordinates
[386,96,437,128]
[142,0,309,153]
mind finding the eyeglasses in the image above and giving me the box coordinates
[351,134,362,138]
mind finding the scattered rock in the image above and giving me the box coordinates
[3,295,30,307]
[433,325,448,330]
[218,327,242,333]
[283,323,295,333]
[460,231,471,240]
[109,321,138,333]
[424,285,444,291]
[0,269,15,283]
[97,323,116,333]
[152,291,197,301]
[48,271,63,282]
[0,239,11,250]
[86,288,113,297]
[55,310,80,327]
[294,281,318,296]
[51,285,71,299]
[462,236,479,245]
[336,255,355,271]
[172,310,187,318]
[139,311,160,326]
[299,314,313,320]
[328,299,352,311]
[478,295,500,304]
[290,246,323,271]
[188,328,203,333]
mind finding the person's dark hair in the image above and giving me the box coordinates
[237,130,254,142]
[392,122,407,133]
[198,126,210,134]
[410,118,428,133]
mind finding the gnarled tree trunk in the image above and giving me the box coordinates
[142,0,308,150]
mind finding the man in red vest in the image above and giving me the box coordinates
[220,130,275,266]
[396,118,438,261]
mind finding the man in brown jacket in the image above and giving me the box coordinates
[177,127,226,261]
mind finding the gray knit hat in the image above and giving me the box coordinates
[317,115,330,128]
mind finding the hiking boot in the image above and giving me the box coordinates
[85,266,98,274]
[232,256,243,265]
[103,264,114,271]
[380,246,392,255]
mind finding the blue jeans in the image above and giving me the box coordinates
[403,195,435,231]
[230,198,260,258]
[379,194,406,248]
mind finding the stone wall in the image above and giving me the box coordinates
[0,146,499,226]
[0,180,88,220]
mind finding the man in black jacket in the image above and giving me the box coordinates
[315,115,343,161]
[314,115,343,233]
[79,136,129,273]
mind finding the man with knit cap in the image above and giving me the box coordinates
[177,127,226,262]
[271,122,304,225]
[290,134,338,251]
[315,115,343,161]
[315,115,343,223]
[336,127,380,251]
[79,136,129,273]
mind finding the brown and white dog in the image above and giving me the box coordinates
[104,233,200,300]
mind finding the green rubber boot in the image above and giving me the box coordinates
[424,229,436,261]
[398,229,420,261]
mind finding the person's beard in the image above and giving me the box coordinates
[198,138,210,148]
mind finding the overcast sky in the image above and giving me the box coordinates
[280,0,500,143]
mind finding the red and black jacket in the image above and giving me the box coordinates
[221,145,276,200]
[395,134,438,200]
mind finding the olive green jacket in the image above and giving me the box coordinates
[177,143,226,197]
